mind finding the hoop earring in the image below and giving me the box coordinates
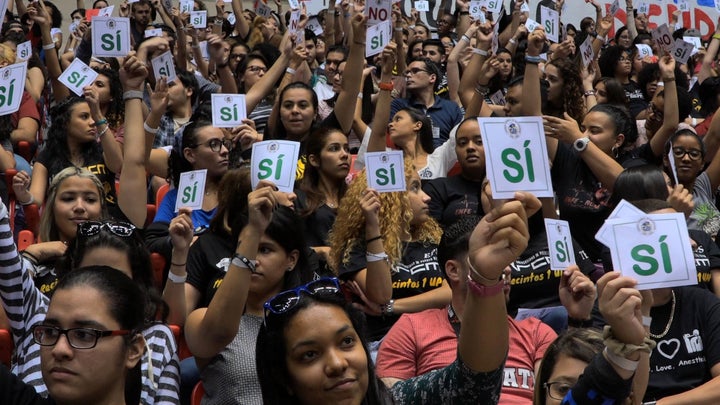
[611,145,619,159]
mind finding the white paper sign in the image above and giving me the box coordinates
[540,5,560,43]
[545,219,576,269]
[610,0,621,16]
[304,0,326,16]
[489,90,505,105]
[251,140,301,192]
[415,0,429,11]
[254,0,273,18]
[479,117,554,199]
[679,0,690,12]
[307,16,324,35]
[366,20,391,57]
[715,0,720,13]
[152,51,177,83]
[0,0,8,28]
[672,38,694,64]
[145,28,163,38]
[190,11,208,29]
[16,41,31,61]
[289,9,303,35]
[227,13,236,25]
[365,150,406,192]
[199,41,209,60]
[595,199,644,247]
[520,1,530,13]
[668,144,679,185]
[635,43,653,58]
[485,0,503,14]
[683,36,702,50]
[637,0,650,14]
[580,35,595,67]
[92,17,131,57]
[211,94,247,128]
[58,59,99,97]
[469,1,484,19]
[366,0,392,25]
[652,23,674,52]
[605,213,697,290]
[288,0,300,9]
[175,169,207,212]
[0,62,27,116]
[180,0,194,13]
[525,18,541,32]
[98,5,114,16]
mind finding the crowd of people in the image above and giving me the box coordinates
[0,0,719,404]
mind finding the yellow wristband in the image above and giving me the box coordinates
[713,33,720,40]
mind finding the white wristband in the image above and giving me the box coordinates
[144,122,160,134]
[167,272,187,284]
[366,251,388,263]
[286,67,296,75]
[472,48,489,56]
[642,316,652,327]
[604,347,639,371]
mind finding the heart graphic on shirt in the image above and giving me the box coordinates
[657,339,681,359]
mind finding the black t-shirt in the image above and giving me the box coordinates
[36,147,119,218]
[294,189,337,247]
[507,229,595,313]
[186,230,235,308]
[624,80,649,118]
[423,174,485,229]
[645,287,720,401]
[552,143,613,262]
[337,241,444,341]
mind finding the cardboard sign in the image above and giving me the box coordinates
[672,38,694,64]
[469,1,484,20]
[540,5,560,43]
[604,213,697,290]
[145,28,163,38]
[415,0,429,11]
[92,17,131,57]
[98,5,114,16]
[211,94,247,128]
[175,169,207,212]
[0,62,27,116]
[16,41,31,61]
[479,117,554,199]
[525,18,541,32]
[365,150,406,192]
[190,11,208,29]
[366,20,391,57]
[652,23,674,52]
[366,0,392,26]
[635,43,653,58]
[251,141,301,192]
[180,0,194,13]
[58,59,99,97]
[580,35,595,67]
[152,51,177,83]
[545,219,576,269]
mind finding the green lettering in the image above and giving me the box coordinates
[631,244,658,276]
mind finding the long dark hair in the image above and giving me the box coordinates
[256,292,391,405]
[398,107,435,154]
[43,98,102,176]
[269,82,319,141]
[168,119,214,188]
[209,168,251,235]
[94,68,125,129]
[298,127,348,217]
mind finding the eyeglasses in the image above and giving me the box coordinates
[544,381,573,400]
[192,138,233,152]
[32,325,130,349]
[77,221,136,238]
[230,53,246,60]
[404,67,429,76]
[263,277,342,325]
[672,147,703,161]
[246,65,267,73]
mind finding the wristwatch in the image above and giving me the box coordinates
[380,299,395,316]
[573,137,590,152]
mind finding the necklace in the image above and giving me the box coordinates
[649,290,675,339]
[325,201,336,208]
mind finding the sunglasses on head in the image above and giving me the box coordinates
[77,221,136,238]
[263,277,342,325]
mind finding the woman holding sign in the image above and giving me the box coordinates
[328,158,448,356]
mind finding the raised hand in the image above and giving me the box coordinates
[169,207,194,251]
[559,265,597,320]
[597,272,648,345]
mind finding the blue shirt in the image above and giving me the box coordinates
[390,95,464,148]
[154,188,216,230]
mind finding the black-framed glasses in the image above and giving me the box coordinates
[672,147,703,161]
[404,67,429,76]
[77,221,136,238]
[263,278,342,325]
[544,381,573,400]
[192,138,233,153]
[246,65,267,73]
[32,324,130,349]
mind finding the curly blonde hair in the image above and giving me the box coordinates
[247,16,267,49]
[328,157,442,272]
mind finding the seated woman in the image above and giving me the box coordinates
[328,158,448,355]
[0,267,147,405]
[257,194,540,404]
